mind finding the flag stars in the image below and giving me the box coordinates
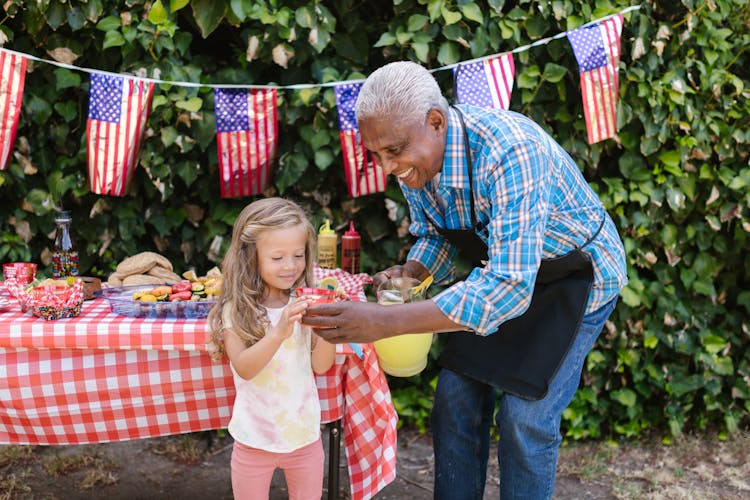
[334,82,363,131]
[215,89,251,132]
[88,74,124,123]
[455,61,493,108]
[568,25,608,71]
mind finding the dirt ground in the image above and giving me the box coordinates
[1,426,749,499]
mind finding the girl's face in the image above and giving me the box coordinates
[256,224,308,302]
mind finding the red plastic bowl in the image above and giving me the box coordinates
[3,263,37,294]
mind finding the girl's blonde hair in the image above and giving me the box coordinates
[207,197,315,360]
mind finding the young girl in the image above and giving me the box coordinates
[208,197,336,500]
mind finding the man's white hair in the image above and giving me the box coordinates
[355,61,449,127]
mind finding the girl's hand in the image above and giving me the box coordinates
[268,297,309,342]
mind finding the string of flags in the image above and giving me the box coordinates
[0,7,635,198]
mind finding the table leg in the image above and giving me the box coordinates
[326,419,342,500]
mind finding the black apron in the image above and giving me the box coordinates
[435,108,603,400]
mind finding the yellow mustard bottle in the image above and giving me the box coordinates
[317,219,338,269]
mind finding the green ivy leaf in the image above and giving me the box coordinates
[524,14,548,38]
[611,388,636,407]
[46,2,67,30]
[295,5,314,28]
[412,42,430,63]
[102,31,125,49]
[170,0,190,12]
[703,333,726,354]
[148,0,169,25]
[619,286,641,307]
[441,6,461,25]
[738,291,750,313]
[314,148,334,170]
[516,68,540,89]
[542,63,567,83]
[53,101,77,122]
[175,97,203,112]
[96,16,120,32]
[436,41,460,65]
[643,335,658,349]
[427,0,444,22]
[460,2,484,24]
[67,6,86,30]
[54,69,81,90]
[160,126,179,147]
[373,32,397,47]
[191,0,226,38]
[407,14,428,32]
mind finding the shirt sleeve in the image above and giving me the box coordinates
[432,137,556,335]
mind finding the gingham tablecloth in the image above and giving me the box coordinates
[0,268,397,500]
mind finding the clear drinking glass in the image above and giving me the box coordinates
[374,277,434,377]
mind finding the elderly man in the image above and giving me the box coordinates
[305,61,627,500]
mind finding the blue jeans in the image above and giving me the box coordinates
[431,298,617,500]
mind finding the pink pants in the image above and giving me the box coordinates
[231,438,325,500]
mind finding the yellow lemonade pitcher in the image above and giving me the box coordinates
[373,277,434,377]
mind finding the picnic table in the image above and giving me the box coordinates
[0,268,397,500]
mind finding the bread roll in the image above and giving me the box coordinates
[116,252,172,276]
[122,274,165,286]
[147,265,182,284]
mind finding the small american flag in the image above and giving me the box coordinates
[567,14,623,144]
[454,53,515,110]
[0,49,27,171]
[214,88,277,198]
[86,74,154,196]
[334,82,386,198]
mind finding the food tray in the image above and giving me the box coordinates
[94,285,218,319]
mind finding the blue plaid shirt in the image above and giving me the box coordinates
[401,105,628,335]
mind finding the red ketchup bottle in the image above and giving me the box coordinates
[341,221,361,275]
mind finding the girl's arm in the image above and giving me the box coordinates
[224,298,309,380]
[311,333,335,374]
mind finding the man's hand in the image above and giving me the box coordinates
[303,298,465,344]
[302,301,393,343]
[372,260,430,290]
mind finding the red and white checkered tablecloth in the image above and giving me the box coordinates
[0,267,397,500]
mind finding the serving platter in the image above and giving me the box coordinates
[95,285,217,319]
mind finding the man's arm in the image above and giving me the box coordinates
[303,299,469,344]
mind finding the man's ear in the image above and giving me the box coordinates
[426,108,446,133]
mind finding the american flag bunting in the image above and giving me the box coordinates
[86,74,154,196]
[214,88,278,198]
[334,82,387,198]
[567,14,623,144]
[454,53,515,110]
[0,49,27,171]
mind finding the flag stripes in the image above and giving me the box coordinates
[86,74,154,196]
[455,53,515,110]
[334,82,387,198]
[0,50,26,171]
[215,88,278,198]
[568,14,623,144]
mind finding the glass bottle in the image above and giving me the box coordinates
[52,210,79,278]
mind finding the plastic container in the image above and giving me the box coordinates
[52,210,79,278]
[316,219,338,269]
[373,277,434,377]
[95,285,217,319]
[340,221,361,275]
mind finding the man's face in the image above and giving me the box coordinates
[359,108,447,190]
